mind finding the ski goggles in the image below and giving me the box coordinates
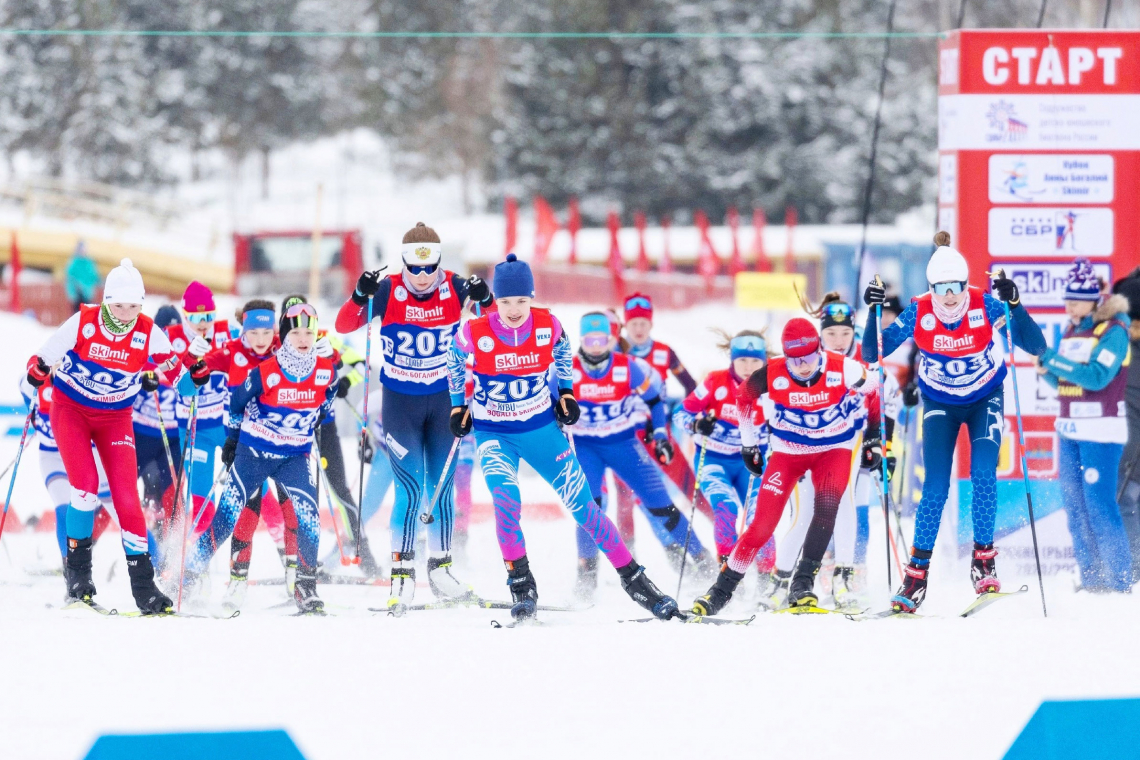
[822,302,854,322]
[581,333,611,353]
[786,350,821,371]
[284,302,318,330]
[930,281,967,296]
[624,296,652,312]
[406,264,439,276]
[185,310,216,325]
[729,335,767,360]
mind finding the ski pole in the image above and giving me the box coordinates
[314,441,349,565]
[176,394,200,612]
[0,408,36,543]
[0,420,35,485]
[357,293,374,563]
[992,269,1048,617]
[189,463,233,536]
[152,390,180,498]
[873,276,892,591]
[420,436,462,525]
[675,442,708,600]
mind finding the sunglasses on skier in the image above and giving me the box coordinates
[786,351,821,370]
[406,264,439,276]
[822,302,854,322]
[931,281,967,296]
[185,311,216,324]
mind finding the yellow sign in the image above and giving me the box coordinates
[734,272,809,310]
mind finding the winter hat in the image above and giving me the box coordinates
[154,304,181,330]
[1064,258,1101,302]
[580,312,611,336]
[927,231,969,286]
[623,293,653,322]
[493,253,535,299]
[781,318,820,358]
[401,241,442,268]
[280,301,318,343]
[182,281,215,314]
[102,258,145,304]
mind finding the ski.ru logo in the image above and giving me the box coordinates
[278,388,316,404]
[788,390,830,407]
[932,334,975,352]
[985,100,1028,143]
[88,343,130,363]
[495,352,541,371]
[406,304,444,322]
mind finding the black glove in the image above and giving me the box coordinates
[902,381,920,408]
[336,376,352,398]
[861,438,883,471]
[352,269,385,305]
[189,360,211,388]
[26,356,49,388]
[991,274,1020,306]
[653,436,674,465]
[466,275,493,308]
[221,437,238,468]
[360,434,374,464]
[450,405,472,438]
[140,371,160,393]
[863,279,886,307]
[742,445,765,476]
[692,412,717,437]
[886,453,897,480]
[555,389,580,426]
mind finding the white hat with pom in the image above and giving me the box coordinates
[102,258,145,305]
[926,231,969,286]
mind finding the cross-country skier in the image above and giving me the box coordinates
[570,311,712,602]
[673,330,771,573]
[1037,258,1134,592]
[862,231,1046,612]
[132,304,182,528]
[446,253,680,621]
[26,258,209,613]
[767,293,900,609]
[335,222,494,610]
[185,302,336,613]
[166,282,234,533]
[692,318,876,615]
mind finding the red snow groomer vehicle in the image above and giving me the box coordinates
[232,229,364,300]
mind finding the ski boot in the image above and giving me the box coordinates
[65,537,97,603]
[127,554,174,615]
[284,555,298,597]
[618,562,680,620]
[787,559,822,608]
[427,553,476,602]
[759,569,791,610]
[386,552,416,616]
[506,555,538,621]
[692,566,745,617]
[293,569,325,614]
[970,543,1001,594]
[891,549,932,613]
[221,562,249,614]
[831,565,861,610]
[574,555,599,605]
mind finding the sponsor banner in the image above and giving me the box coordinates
[988,154,1113,204]
[938,94,1140,150]
[988,207,1113,257]
[997,261,1113,307]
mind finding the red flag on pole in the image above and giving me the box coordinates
[752,208,769,272]
[659,215,673,274]
[634,211,649,272]
[695,210,720,288]
[567,196,581,267]
[10,231,21,314]
[784,205,798,274]
[533,195,559,264]
[504,196,518,255]
[607,211,626,301]
[727,206,743,275]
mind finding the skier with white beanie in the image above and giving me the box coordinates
[26,259,211,614]
[862,233,1046,612]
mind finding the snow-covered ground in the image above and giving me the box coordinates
[1,306,1139,760]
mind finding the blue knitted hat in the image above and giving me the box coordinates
[1065,258,1101,302]
[493,253,535,298]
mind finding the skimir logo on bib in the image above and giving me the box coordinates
[278,388,317,404]
[932,334,976,352]
[495,352,541,371]
[89,344,131,362]
[405,305,445,321]
[579,383,616,399]
[788,390,831,407]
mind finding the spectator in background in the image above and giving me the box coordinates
[1112,268,1140,579]
[65,241,100,313]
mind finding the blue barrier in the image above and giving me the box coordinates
[1005,698,1140,759]
[83,729,307,759]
